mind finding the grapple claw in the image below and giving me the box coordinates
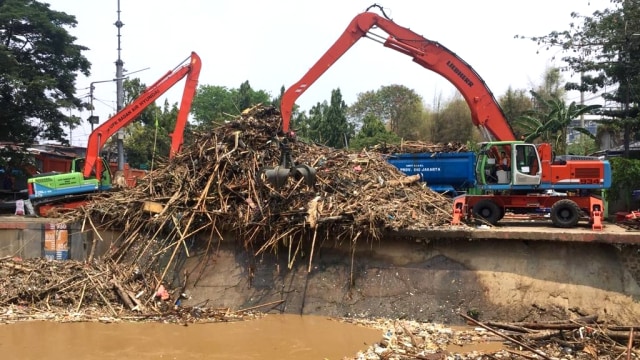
[260,137,317,189]
[263,166,291,189]
[292,164,317,187]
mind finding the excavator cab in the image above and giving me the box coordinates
[262,138,316,189]
[475,141,542,187]
[71,157,113,190]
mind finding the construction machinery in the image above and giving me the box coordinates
[27,52,202,216]
[275,6,610,229]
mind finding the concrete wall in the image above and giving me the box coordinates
[0,217,86,260]
[179,235,640,325]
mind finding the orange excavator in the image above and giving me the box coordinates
[27,52,202,216]
[271,6,610,229]
[280,6,516,143]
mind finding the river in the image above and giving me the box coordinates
[0,314,382,360]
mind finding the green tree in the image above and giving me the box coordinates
[431,95,475,143]
[607,158,640,210]
[291,111,310,139]
[237,80,271,111]
[348,85,426,140]
[498,87,534,138]
[191,81,271,129]
[123,100,182,169]
[303,89,353,148]
[567,136,598,156]
[0,0,90,145]
[322,89,352,148]
[191,85,235,126]
[534,67,565,104]
[305,101,327,144]
[519,0,640,156]
[350,113,400,150]
[515,90,601,154]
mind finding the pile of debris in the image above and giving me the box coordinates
[1,257,636,359]
[0,257,259,323]
[343,314,639,360]
[371,140,469,154]
[66,105,455,266]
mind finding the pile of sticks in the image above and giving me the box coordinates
[66,105,454,267]
[0,256,257,322]
[371,140,469,154]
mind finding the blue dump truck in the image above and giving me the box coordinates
[386,152,476,196]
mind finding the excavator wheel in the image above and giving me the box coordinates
[472,199,501,225]
[550,199,582,228]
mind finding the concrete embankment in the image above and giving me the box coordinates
[1,216,639,324]
[180,231,640,325]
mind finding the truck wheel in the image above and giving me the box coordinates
[472,200,501,225]
[550,199,581,228]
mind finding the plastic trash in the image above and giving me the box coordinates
[15,199,24,216]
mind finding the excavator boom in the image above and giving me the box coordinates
[281,11,516,142]
[83,51,201,178]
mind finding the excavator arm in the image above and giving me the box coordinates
[280,10,516,142]
[83,51,202,178]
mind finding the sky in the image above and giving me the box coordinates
[43,0,613,146]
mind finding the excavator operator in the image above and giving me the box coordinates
[499,151,511,171]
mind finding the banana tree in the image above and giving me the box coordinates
[515,91,601,154]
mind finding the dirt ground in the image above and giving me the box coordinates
[180,235,640,326]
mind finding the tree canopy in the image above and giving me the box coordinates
[430,95,475,143]
[299,89,354,148]
[519,0,640,155]
[348,85,426,141]
[498,86,534,138]
[349,113,400,150]
[190,81,271,128]
[0,0,90,145]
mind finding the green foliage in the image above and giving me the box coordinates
[515,90,601,154]
[348,85,426,140]
[123,100,184,169]
[566,136,598,156]
[323,89,353,148]
[607,157,640,205]
[191,81,271,128]
[518,1,640,155]
[300,89,353,148]
[535,67,565,102]
[0,0,90,145]
[498,87,533,137]
[350,113,400,150]
[431,95,475,143]
[305,101,328,144]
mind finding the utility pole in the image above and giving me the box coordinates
[115,0,125,171]
[88,77,127,132]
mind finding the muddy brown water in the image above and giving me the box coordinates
[0,314,505,359]
[0,314,382,360]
